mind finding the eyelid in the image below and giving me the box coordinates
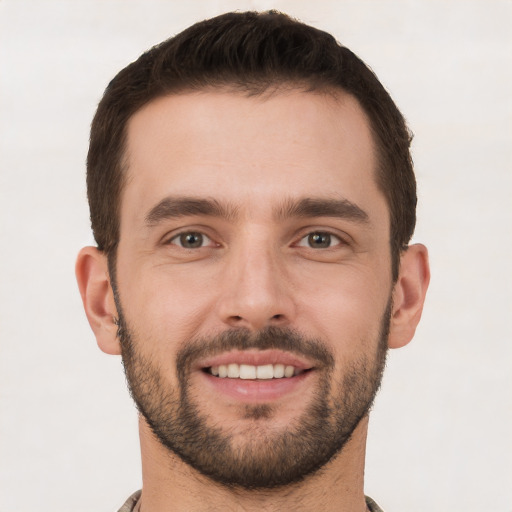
[163,227,219,248]
[172,232,212,248]
[294,229,350,248]
[297,233,340,248]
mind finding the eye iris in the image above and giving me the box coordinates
[180,232,203,248]
[308,232,331,248]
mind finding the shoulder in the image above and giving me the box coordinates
[117,490,142,512]
[366,495,385,512]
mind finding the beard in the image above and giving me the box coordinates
[116,302,390,490]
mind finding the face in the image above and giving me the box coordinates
[114,89,394,488]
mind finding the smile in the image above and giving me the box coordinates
[195,351,316,402]
[207,363,306,379]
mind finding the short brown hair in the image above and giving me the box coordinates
[87,10,416,280]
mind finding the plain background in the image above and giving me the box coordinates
[1,1,511,511]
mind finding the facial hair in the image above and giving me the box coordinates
[117,305,390,490]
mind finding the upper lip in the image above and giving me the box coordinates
[195,349,315,371]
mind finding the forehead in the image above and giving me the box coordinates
[121,89,386,227]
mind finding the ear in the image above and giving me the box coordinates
[75,246,121,355]
[388,244,430,349]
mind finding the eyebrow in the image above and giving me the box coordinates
[145,197,239,225]
[275,197,369,223]
[145,196,369,226]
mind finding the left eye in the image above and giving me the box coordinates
[170,232,213,249]
[297,232,341,249]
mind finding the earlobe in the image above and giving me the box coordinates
[75,246,121,355]
[388,244,430,349]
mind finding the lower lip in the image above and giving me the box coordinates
[199,371,312,402]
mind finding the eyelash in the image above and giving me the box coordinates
[167,231,216,249]
[296,231,345,249]
[166,229,347,250]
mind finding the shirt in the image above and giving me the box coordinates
[118,490,385,511]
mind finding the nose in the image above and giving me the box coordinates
[216,239,296,331]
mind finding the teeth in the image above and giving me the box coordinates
[256,364,274,379]
[211,363,300,379]
[284,365,295,378]
[273,364,285,378]
[240,364,256,379]
[227,363,239,378]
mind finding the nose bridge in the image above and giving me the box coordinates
[218,229,294,330]
[238,238,277,296]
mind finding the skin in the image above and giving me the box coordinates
[76,89,429,511]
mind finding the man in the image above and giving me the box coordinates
[76,11,429,512]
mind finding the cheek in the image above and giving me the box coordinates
[293,263,391,355]
[117,262,220,356]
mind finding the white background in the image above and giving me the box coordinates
[1,1,511,511]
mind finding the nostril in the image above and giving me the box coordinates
[272,314,283,320]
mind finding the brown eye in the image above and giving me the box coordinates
[297,231,342,249]
[307,232,332,248]
[172,232,208,248]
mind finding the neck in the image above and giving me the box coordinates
[137,415,370,512]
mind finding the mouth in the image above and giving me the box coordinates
[195,350,315,402]
[197,349,314,378]
[206,363,308,379]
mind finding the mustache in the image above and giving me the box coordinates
[176,326,335,376]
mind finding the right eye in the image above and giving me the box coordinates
[168,231,213,249]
